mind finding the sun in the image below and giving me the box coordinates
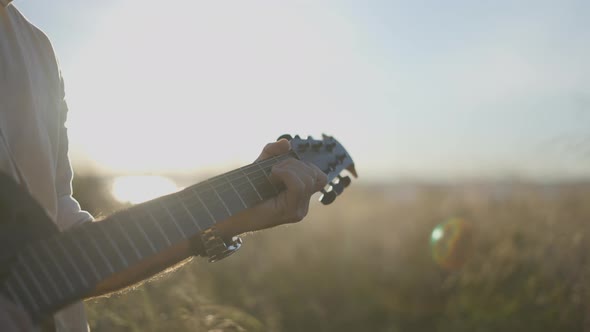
[111,175,181,204]
[64,1,365,175]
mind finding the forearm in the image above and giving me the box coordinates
[87,139,325,297]
[89,239,192,297]
[87,210,254,297]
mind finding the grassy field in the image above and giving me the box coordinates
[73,177,590,331]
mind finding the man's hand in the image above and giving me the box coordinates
[217,139,328,237]
[91,139,327,296]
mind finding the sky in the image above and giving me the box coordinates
[12,0,590,181]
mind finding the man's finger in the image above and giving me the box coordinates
[272,165,307,222]
[273,159,327,195]
[310,164,328,191]
[256,139,291,162]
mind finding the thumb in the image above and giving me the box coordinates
[255,139,291,162]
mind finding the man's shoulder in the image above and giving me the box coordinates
[5,5,56,58]
[4,4,62,87]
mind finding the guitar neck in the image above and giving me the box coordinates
[3,153,292,323]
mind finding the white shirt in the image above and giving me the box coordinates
[1,1,92,331]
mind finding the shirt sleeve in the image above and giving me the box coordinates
[55,74,94,231]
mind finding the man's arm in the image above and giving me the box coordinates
[89,139,327,296]
[55,74,94,231]
[55,67,327,298]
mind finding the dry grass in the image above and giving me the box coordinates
[73,177,590,331]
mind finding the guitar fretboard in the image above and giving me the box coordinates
[2,153,291,323]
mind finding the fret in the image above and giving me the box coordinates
[226,171,262,207]
[160,195,192,242]
[11,268,39,312]
[4,280,25,310]
[145,209,173,247]
[206,180,233,216]
[170,191,210,231]
[238,185,264,206]
[67,233,104,281]
[18,255,51,305]
[95,222,130,270]
[194,187,231,222]
[176,189,213,230]
[56,236,103,288]
[80,225,116,274]
[0,154,308,325]
[240,168,263,200]
[206,178,245,215]
[128,207,171,252]
[250,170,282,200]
[40,241,75,293]
[254,162,280,195]
[113,217,143,260]
[228,179,247,208]
[26,246,64,299]
[183,187,215,230]
[30,242,74,301]
[193,190,215,222]
[53,239,90,288]
[128,214,158,254]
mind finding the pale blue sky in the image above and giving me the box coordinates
[13,0,590,181]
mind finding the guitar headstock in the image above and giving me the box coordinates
[278,134,357,205]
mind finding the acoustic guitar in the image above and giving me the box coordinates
[0,134,356,326]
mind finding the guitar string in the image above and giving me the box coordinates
[91,153,305,237]
[199,151,297,187]
[90,152,325,248]
[193,153,290,191]
[93,151,334,246]
[132,166,289,221]
[145,151,337,217]
[128,153,288,212]
[194,142,342,191]
[186,147,340,197]
[13,151,336,310]
[74,151,333,255]
[141,149,336,210]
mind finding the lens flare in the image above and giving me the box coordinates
[430,217,474,270]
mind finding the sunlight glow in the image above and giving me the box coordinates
[111,175,180,204]
[65,1,371,175]
[52,0,590,180]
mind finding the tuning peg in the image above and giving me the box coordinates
[277,134,293,141]
[338,175,351,188]
[320,189,337,205]
[297,141,310,151]
[323,166,335,174]
[331,181,344,195]
[325,142,336,152]
[336,153,347,163]
[311,142,322,150]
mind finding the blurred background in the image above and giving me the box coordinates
[15,0,590,330]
